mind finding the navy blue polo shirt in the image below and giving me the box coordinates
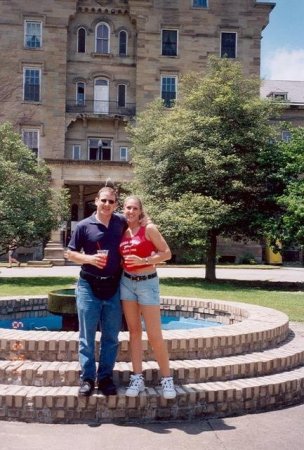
[68,212,127,277]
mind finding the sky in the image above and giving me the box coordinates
[260,0,304,80]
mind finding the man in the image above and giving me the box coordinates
[67,186,127,396]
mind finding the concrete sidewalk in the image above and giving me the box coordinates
[0,404,304,450]
[1,264,304,282]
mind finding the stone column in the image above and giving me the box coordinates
[78,184,84,220]
[43,178,66,266]
[43,228,66,266]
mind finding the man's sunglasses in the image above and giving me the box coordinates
[100,198,115,205]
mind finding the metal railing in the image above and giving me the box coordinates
[66,100,136,116]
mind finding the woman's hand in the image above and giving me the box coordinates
[124,254,145,267]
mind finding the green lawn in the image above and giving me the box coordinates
[0,276,303,322]
[160,278,304,322]
[0,277,77,296]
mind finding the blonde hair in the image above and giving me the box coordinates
[97,186,118,201]
[124,195,146,221]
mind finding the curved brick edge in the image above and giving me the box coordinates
[0,296,289,361]
[0,328,303,387]
[0,366,304,423]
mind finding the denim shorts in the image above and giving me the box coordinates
[120,272,160,306]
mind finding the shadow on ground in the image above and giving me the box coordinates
[161,277,304,292]
[87,418,235,434]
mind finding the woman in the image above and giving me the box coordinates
[120,196,176,399]
[8,243,20,268]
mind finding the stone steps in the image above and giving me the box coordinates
[26,261,53,267]
[0,319,290,362]
[1,330,303,387]
[1,296,303,423]
[0,296,290,363]
[1,366,304,423]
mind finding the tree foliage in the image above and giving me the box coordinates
[0,122,70,254]
[128,57,286,280]
[275,127,304,246]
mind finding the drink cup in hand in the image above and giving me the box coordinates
[97,249,109,265]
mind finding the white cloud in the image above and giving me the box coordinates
[263,49,304,81]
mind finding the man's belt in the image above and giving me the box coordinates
[123,271,157,282]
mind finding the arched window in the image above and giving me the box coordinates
[77,28,86,53]
[76,82,85,105]
[119,30,127,56]
[94,78,109,114]
[96,23,110,54]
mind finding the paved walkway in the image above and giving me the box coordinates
[1,264,304,282]
[0,264,304,449]
[0,404,304,450]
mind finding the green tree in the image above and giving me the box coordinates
[275,127,304,247]
[128,57,285,280]
[0,122,70,255]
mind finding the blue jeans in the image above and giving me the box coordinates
[76,277,122,382]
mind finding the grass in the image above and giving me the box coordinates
[0,277,77,296]
[160,278,304,322]
[0,276,303,322]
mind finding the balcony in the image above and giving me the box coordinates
[66,100,136,117]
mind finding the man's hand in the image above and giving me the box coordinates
[89,253,108,269]
[66,249,108,269]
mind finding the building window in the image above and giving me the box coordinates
[96,23,110,54]
[161,76,177,107]
[72,145,81,160]
[76,82,85,105]
[118,84,126,107]
[282,131,292,142]
[88,138,112,161]
[273,93,288,101]
[77,28,86,53]
[192,0,208,7]
[221,32,237,58]
[24,21,42,48]
[94,78,109,114]
[120,147,128,161]
[23,68,41,102]
[162,30,178,56]
[119,30,128,56]
[22,130,39,157]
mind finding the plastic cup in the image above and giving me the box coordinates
[97,249,109,264]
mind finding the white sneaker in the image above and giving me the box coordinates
[125,374,145,397]
[160,376,176,399]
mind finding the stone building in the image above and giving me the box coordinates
[261,80,304,131]
[0,0,274,263]
[260,80,304,264]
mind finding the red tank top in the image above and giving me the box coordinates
[120,226,156,272]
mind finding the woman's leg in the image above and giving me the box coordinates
[140,305,170,377]
[122,301,143,374]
